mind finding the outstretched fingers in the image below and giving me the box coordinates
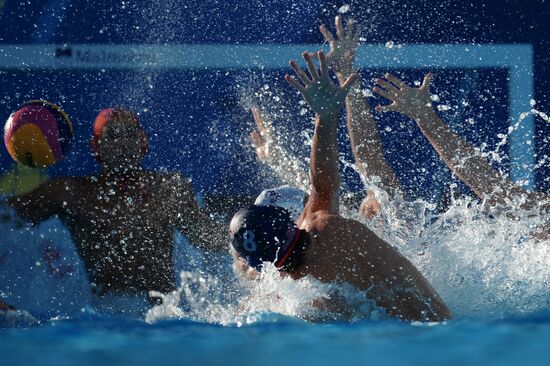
[319,24,335,43]
[384,73,408,90]
[318,51,329,78]
[375,78,400,94]
[346,19,354,39]
[303,52,320,80]
[373,86,396,101]
[341,72,359,91]
[290,60,312,84]
[335,15,345,39]
[421,72,433,90]
[285,74,306,93]
[375,103,398,113]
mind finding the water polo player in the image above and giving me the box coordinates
[5,107,227,307]
[230,51,451,321]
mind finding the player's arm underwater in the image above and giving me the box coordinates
[170,173,228,251]
[5,178,70,224]
[373,73,549,211]
[285,52,358,216]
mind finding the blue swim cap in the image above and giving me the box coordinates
[230,205,301,271]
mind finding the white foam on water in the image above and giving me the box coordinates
[146,263,386,325]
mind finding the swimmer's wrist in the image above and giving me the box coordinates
[336,69,356,84]
[317,109,340,121]
[410,105,439,123]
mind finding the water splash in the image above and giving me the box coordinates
[146,263,386,325]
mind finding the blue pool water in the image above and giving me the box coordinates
[3,312,550,366]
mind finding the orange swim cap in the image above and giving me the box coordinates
[90,108,147,161]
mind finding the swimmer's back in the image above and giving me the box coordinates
[298,211,451,321]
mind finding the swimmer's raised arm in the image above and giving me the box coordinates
[373,73,548,209]
[249,107,310,188]
[319,17,399,190]
[314,16,400,219]
[285,51,357,215]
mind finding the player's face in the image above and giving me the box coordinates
[98,120,145,170]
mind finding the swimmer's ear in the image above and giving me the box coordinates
[138,130,148,156]
[90,135,102,162]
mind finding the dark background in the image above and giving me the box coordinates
[0,0,548,204]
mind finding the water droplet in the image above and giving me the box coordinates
[361,89,373,97]
[338,4,350,14]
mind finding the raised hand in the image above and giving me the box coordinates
[250,107,271,161]
[314,15,361,81]
[285,51,358,120]
[373,73,434,120]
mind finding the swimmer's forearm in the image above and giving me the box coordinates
[262,136,311,190]
[414,108,521,203]
[345,85,400,190]
[308,113,341,211]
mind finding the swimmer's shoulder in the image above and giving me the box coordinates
[31,176,83,199]
[300,212,372,242]
[298,210,340,231]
